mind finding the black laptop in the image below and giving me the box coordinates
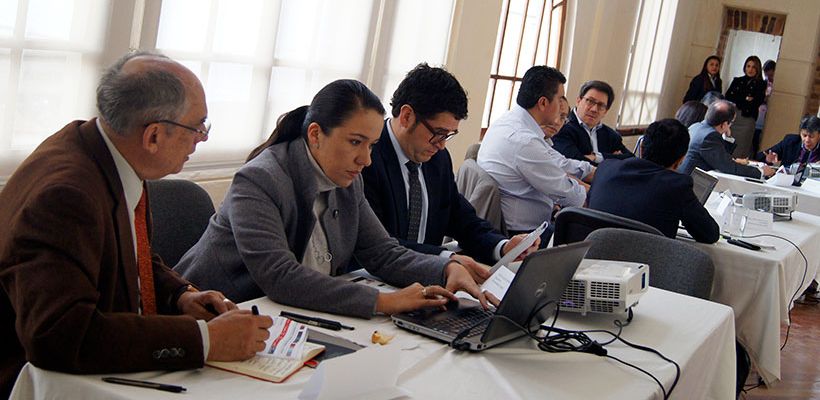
[391,242,590,351]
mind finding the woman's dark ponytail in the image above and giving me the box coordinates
[246,105,309,161]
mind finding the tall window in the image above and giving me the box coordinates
[0,0,455,180]
[482,0,567,129]
[0,0,110,175]
[617,0,677,128]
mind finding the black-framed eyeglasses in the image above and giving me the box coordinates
[146,119,211,137]
[418,119,458,144]
[581,97,608,111]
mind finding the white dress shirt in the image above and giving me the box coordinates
[573,108,604,163]
[96,119,210,358]
[478,105,587,231]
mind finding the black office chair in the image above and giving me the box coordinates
[552,207,663,246]
[147,179,215,267]
[585,227,749,398]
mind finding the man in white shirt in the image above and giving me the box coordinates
[478,66,591,244]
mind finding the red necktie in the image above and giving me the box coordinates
[134,190,157,315]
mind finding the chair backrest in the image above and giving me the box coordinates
[147,179,215,267]
[633,135,644,158]
[455,159,507,235]
[464,143,481,161]
[552,207,663,246]
[585,228,714,299]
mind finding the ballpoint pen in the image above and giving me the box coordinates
[280,311,355,331]
[102,377,186,393]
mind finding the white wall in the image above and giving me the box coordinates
[443,0,503,166]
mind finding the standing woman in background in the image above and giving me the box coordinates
[725,55,766,158]
[175,79,487,319]
[683,55,722,103]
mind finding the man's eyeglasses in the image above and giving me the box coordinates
[581,97,608,111]
[146,119,211,137]
[418,119,458,144]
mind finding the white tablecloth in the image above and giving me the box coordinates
[688,195,820,385]
[710,170,820,216]
[11,288,735,400]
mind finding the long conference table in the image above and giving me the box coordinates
[689,193,820,386]
[710,170,820,216]
[11,288,736,400]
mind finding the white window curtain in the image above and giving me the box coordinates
[618,0,677,128]
[0,0,455,182]
[0,0,110,179]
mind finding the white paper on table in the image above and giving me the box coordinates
[489,221,547,274]
[298,345,409,400]
[740,209,774,236]
[480,266,516,301]
[263,317,308,359]
[767,172,794,187]
[715,191,734,218]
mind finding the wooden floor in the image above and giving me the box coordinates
[743,294,820,399]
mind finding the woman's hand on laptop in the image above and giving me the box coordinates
[503,233,540,261]
[444,262,490,310]
[375,283,455,315]
[450,254,490,284]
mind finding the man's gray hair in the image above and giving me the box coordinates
[96,51,188,135]
[705,100,736,127]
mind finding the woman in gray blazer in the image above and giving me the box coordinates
[175,80,486,318]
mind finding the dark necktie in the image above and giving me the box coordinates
[406,161,422,241]
[134,189,157,315]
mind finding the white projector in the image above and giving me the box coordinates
[560,259,649,315]
[740,191,797,216]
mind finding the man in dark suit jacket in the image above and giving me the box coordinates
[362,64,536,280]
[553,80,633,165]
[754,115,820,169]
[0,52,271,397]
[678,100,774,178]
[588,119,719,243]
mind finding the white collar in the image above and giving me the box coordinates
[574,108,602,132]
[387,119,415,167]
[96,119,143,211]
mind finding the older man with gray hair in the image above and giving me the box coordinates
[0,51,272,397]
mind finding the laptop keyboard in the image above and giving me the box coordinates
[430,307,494,336]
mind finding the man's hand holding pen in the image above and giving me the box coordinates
[207,307,273,361]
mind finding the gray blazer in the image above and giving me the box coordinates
[174,139,448,318]
[678,121,761,179]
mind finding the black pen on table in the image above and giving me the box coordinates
[102,377,186,393]
[279,310,354,331]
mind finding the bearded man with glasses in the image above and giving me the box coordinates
[360,64,538,284]
[553,80,634,165]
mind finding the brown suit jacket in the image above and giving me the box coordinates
[0,120,203,397]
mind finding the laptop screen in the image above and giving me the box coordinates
[690,168,718,205]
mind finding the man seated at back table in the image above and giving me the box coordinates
[588,118,720,243]
[754,115,820,171]
[678,100,775,179]
[553,80,634,165]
